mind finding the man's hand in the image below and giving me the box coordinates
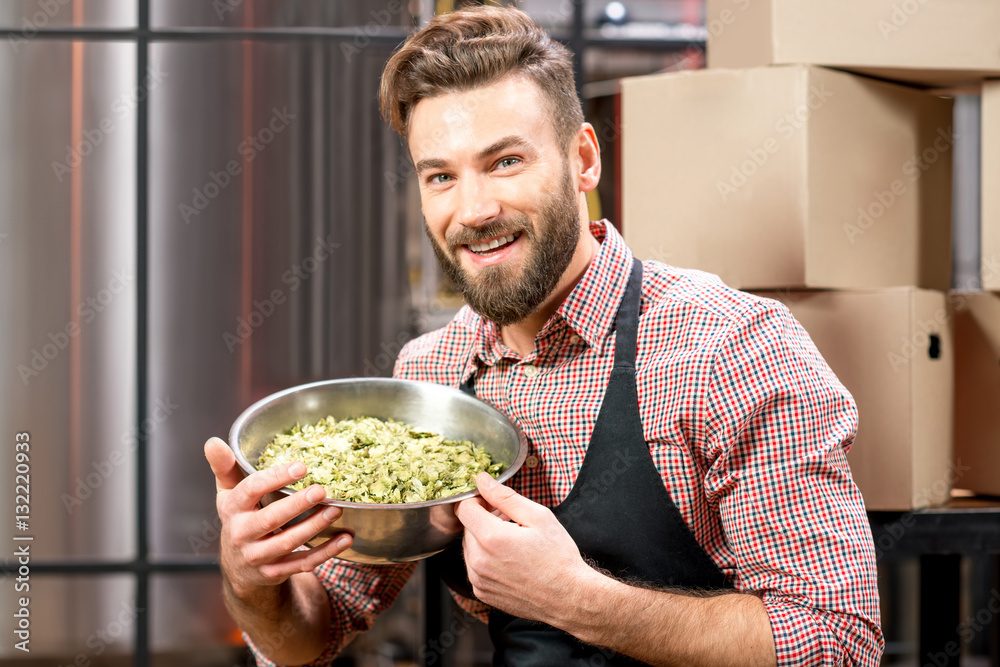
[455,472,594,627]
[204,437,353,602]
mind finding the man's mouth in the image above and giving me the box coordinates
[466,232,521,256]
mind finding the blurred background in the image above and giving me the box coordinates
[1,0,997,666]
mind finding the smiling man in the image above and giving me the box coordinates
[204,6,882,666]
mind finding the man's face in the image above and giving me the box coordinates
[408,75,582,327]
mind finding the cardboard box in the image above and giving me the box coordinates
[985,81,1000,290]
[622,65,953,291]
[953,292,1000,495]
[706,0,1000,88]
[757,288,953,510]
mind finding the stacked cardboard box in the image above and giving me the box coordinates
[621,66,952,292]
[705,0,1000,88]
[756,289,953,509]
[619,3,995,510]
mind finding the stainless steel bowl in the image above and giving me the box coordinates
[229,377,528,564]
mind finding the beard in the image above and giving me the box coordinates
[425,166,581,327]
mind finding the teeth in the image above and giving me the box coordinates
[469,234,516,254]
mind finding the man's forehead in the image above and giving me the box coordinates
[407,76,558,161]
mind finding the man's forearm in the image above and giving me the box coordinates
[223,572,333,666]
[557,569,777,667]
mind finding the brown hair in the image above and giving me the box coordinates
[379,5,584,150]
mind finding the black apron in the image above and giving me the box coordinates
[432,259,733,666]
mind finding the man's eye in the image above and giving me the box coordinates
[429,173,453,184]
[497,157,520,169]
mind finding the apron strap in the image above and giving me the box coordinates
[613,258,643,368]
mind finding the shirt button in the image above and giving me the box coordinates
[522,364,538,379]
[569,334,580,345]
[525,455,539,469]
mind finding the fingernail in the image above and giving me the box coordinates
[289,462,306,478]
[336,534,352,549]
[322,506,340,521]
[479,471,497,487]
[307,486,325,503]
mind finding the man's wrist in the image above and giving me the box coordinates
[556,562,627,646]
[223,575,287,614]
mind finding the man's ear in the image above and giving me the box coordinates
[574,122,601,194]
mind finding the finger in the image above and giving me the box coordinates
[259,532,355,579]
[474,472,547,526]
[205,437,243,492]
[461,528,487,591]
[243,502,347,565]
[245,484,339,539]
[455,495,501,535]
[229,460,309,513]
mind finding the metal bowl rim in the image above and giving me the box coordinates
[228,377,529,510]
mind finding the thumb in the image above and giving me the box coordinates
[474,472,546,526]
[204,437,242,492]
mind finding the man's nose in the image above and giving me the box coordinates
[454,174,501,228]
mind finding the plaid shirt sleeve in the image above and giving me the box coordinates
[245,560,417,666]
[702,299,883,666]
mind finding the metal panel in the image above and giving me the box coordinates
[952,93,982,290]
[147,38,413,560]
[1,574,134,660]
[0,41,137,565]
[0,0,136,30]
[151,0,416,29]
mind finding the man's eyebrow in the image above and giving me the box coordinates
[414,157,447,175]
[413,136,534,176]
[476,135,533,161]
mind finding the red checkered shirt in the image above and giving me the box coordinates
[246,220,883,666]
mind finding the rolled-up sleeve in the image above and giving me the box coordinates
[246,560,416,666]
[703,300,883,666]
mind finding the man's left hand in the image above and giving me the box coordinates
[455,472,593,626]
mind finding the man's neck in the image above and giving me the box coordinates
[499,228,601,357]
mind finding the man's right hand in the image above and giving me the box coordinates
[204,436,354,601]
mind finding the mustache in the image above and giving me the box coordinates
[446,219,527,250]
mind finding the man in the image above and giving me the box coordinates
[204,6,883,666]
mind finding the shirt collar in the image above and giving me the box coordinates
[459,220,633,377]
